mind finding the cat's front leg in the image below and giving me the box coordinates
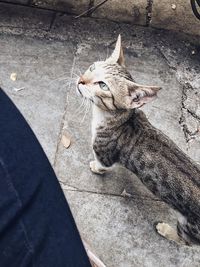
[90,153,110,175]
[90,160,108,175]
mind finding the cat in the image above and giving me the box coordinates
[76,35,200,246]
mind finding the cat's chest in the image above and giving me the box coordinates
[91,105,109,143]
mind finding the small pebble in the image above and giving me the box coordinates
[171,4,176,10]
[10,73,17,81]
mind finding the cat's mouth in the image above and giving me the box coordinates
[76,83,94,103]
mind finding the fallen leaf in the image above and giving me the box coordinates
[10,73,17,81]
[61,131,71,148]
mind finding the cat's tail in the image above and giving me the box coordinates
[177,217,200,245]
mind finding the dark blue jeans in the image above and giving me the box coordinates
[0,88,91,267]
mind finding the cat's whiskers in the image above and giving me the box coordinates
[78,98,87,121]
[76,69,82,76]
[48,72,71,85]
[48,72,78,86]
[71,72,79,78]
[66,83,75,104]
[76,97,87,115]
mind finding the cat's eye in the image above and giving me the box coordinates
[98,81,109,91]
[89,64,95,72]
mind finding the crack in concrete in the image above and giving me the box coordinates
[179,84,189,144]
[59,181,162,202]
[53,51,77,167]
[155,47,199,145]
[179,83,200,144]
[185,105,200,122]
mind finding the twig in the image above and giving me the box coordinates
[75,0,109,18]
[13,87,25,92]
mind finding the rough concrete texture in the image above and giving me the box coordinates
[0,3,54,30]
[0,5,200,267]
[3,0,28,4]
[92,0,147,25]
[2,0,200,36]
[31,0,90,14]
[151,0,200,37]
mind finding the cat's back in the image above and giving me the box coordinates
[132,110,200,183]
[127,110,200,215]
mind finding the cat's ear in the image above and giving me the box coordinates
[106,34,125,66]
[125,81,161,109]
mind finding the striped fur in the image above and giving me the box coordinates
[77,35,200,245]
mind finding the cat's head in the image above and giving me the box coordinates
[77,35,161,111]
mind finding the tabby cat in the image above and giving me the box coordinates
[77,35,200,245]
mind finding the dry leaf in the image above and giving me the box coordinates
[61,131,71,148]
[10,73,17,81]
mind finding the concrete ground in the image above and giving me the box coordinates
[0,3,200,267]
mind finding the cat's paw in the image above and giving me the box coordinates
[89,161,107,175]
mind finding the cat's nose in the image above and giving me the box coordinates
[78,76,85,85]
